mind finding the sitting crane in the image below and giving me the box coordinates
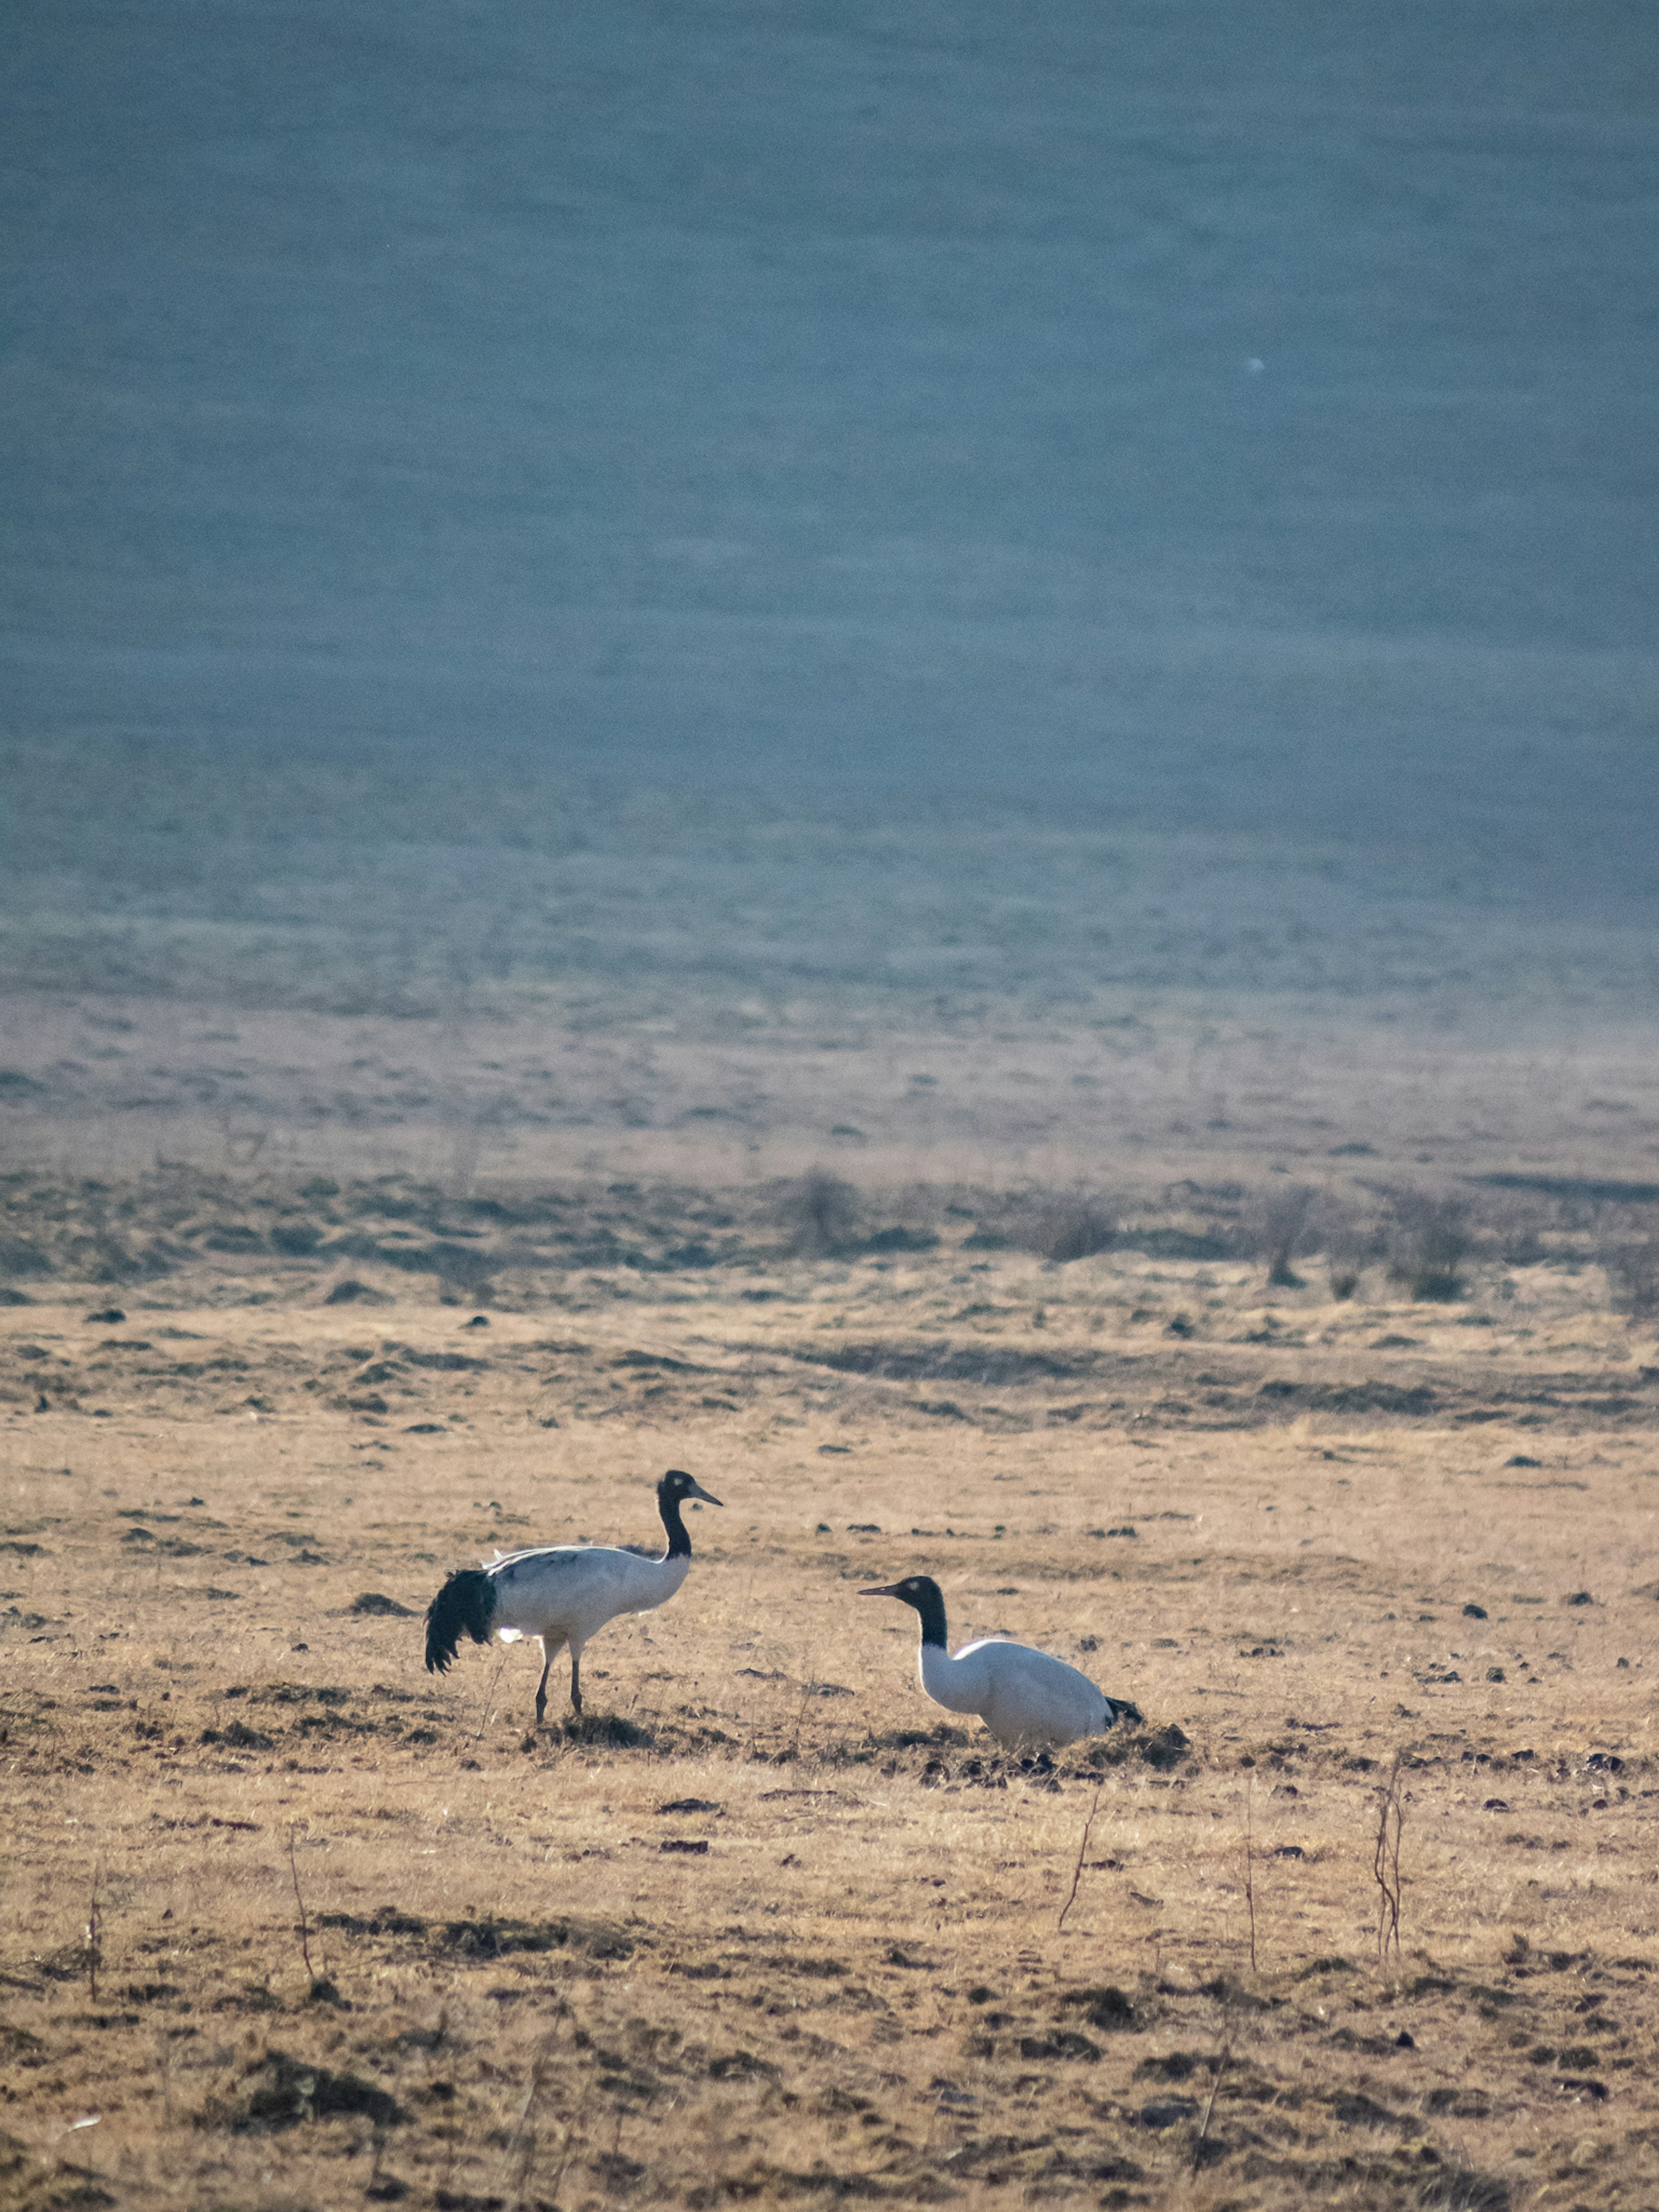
[861,1574,1139,1750]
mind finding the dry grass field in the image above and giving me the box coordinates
[3,1181,1657,2212]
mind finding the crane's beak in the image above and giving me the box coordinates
[686,1479,724,1507]
[858,1584,903,1599]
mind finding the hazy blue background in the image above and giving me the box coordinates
[4,0,1658,928]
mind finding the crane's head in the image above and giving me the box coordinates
[859,1575,942,1609]
[660,1468,724,1508]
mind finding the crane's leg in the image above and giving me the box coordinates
[534,1637,558,1727]
[569,1650,583,1714]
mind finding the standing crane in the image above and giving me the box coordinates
[424,1469,723,1724]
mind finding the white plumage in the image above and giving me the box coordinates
[425,1470,722,1723]
[861,1575,1138,1750]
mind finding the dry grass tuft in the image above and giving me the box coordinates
[1602,1232,1659,1322]
[777,1171,861,1257]
[1386,1191,1474,1304]
[1022,1193,1118,1265]
[1244,1183,1316,1290]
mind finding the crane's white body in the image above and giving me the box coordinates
[861,1575,1134,1751]
[486,1541,690,1655]
[917,1635,1118,1750]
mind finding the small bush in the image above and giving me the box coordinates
[1485,1195,1554,1268]
[220,2050,407,2132]
[1602,1236,1659,1321]
[1243,1183,1315,1288]
[1059,1985,1138,2031]
[1387,1191,1472,1303]
[439,1913,632,1960]
[201,1224,264,1252]
[778,1171,859,1256]
[322,1278,394,1306]
[1025,1195,1116,1264]
[860,1225,938,1254]
[270,1221,324,1256]
[1318,1198,1379,1300]
[559,1711,654,1748]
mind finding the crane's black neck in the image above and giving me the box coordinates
[908,1578,949,1650]
[657,1483,693,1560]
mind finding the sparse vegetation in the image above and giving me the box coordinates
[1602,1232,1659,1322]
[1386,1189,1473,1303]
[1023,1193,1117,1264]
[777,1170,860,1256]
[1484,1193,1555,1269]
[1244,1182,1316,1288]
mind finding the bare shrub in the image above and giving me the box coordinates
[1243,1183,1316,1288]
[1386,1190,1471,1303]
[1602,1235,1659,1322]
[1023,1193,1116,1264]
[0,1235,51,1278]
[1484,1194,1554,1268]
[1372,1753,1405,1964]
[778,1171,859,1256]
[1322,1207,1375,1300]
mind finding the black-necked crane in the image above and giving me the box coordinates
[861,1574,1139,1750]
[424,1470,723,1724]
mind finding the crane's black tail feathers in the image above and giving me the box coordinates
[425,1568,497,1674]
[1105,1696,1144,1730]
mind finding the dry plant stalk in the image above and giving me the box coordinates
[85,1859,104,2005]
[475,1651,510,1744]
[1192,2038,1231,2170]
[502,2021,562,2202]
[1056,1778,1104,1932]
[286,1825,317,1990]
[787,1644,822,1761]
[1373,1752,1405,1964]
[543,2081,591,2210]
[1242,1777,1257,1974]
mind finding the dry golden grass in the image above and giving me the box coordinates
[3,1238,1658,2212]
